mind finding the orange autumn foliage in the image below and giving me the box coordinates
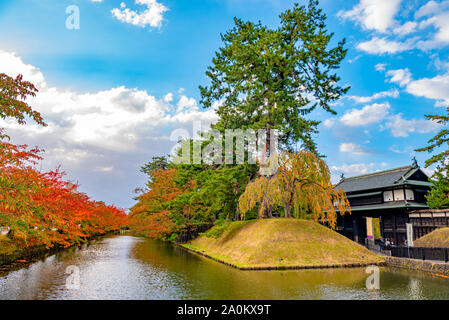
[130,168,181,218]
[129,168,193,240]
[134,210,177,240]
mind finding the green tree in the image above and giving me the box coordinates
[416,109,449,208]
[426,172,449,209]
[141,156,170,175]
[200,0,349,155]
[416,111,449,175]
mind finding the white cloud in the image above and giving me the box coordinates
[431,55,449,71]
[389,144,410,154]
[163,92,173,103]
[0,48,222,207]
[405,73,449,107]
[341,0,449,54]
[337,0,402,33]
[386,68,412,86]
[418,13,449,50]
[393,21,417,36]
[323,118,336,128]
[0,49,218,153]
[94,166,114,172]
[412,1,449,50]
[375,63,387,71]
[348,55,362,64]
[0,50,46,89]
[385,114,440,137]
[111,0,168,29]
[347,89,399,103]
[340,103,390,126]
[177,95,197,112]
[357,37,414,54]
[422,167,436,178]
[339,143,369,155]
[415,0,449,19]
[44,147,96,164]
[383,66,449,107]
[331,163,377,176]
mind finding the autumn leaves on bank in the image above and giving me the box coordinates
[0,73,127,250]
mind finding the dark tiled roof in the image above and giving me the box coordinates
[348,201,428,212]
[335,165,418,193]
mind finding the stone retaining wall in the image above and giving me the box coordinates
[385,256,449,276]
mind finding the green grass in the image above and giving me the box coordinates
[183,218,383,268]
[414,228,449,248]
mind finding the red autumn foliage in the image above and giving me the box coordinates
[0,141,128,248]
[0,73,46,128]
[0,73,128,248]
[129,168,183,240]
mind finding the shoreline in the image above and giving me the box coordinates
[0,231,126,272]
[178,243,386,271]
[180,243,449,277]
[385,256,449,277]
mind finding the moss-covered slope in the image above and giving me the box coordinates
[183,219,383,269]
[414,228,449,248]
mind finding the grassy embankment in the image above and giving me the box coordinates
[0,235,17,255]
[414,228,449,248]
[182,218,384,270]
[0,235,38,267]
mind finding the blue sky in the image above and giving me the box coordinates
[0,0,448,209]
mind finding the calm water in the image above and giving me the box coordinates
[0,234,449,300]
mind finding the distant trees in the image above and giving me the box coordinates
[140,156,170,175]
[416,109,449,209]
[130,150,350,241]
[129,168,182,240]
[129,160,257,240]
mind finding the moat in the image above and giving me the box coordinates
[1,235,449,300]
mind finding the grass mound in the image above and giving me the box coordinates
[414,228,449,248]
[183,219,383,269]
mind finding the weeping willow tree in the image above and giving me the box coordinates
[238,150,350,228]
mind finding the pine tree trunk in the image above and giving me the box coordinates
[259,122,274,219]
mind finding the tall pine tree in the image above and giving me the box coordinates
[200,0,349,156]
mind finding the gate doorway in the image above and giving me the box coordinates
[364,217,381,249]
